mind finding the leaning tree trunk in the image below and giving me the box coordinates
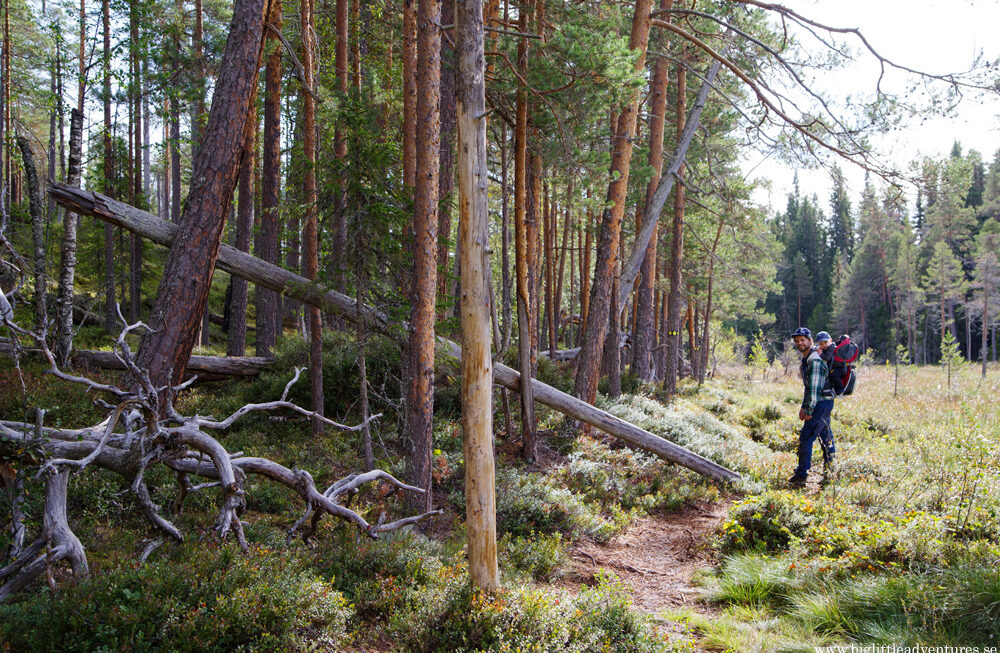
[136,0,272,389]
[17,136,46,332]
[404,0,441,514]
[456,0,499,591]
[49,182,742,484]
[573,0,652,406]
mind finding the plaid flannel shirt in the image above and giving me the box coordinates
[801,352,830,415]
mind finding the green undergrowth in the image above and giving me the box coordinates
[681,364,1000,649]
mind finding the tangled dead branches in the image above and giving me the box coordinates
[0,306,440,601]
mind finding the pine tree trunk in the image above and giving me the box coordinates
[129,2,142,324]
[513,6,535,459]
[402,0,417,189]
[573,0,652,405]
[136,0,271,389]
[631,0,672,380]
[229,103,256,357]
[663,63,686,395]
[256,0,282,356]
[437,0,456,300]
[102,0,115,331]
[301,0,324,432]
[404,0,441,513]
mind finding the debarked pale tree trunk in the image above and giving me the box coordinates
[456,0,498,592]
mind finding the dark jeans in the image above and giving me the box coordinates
[794,399,835,477]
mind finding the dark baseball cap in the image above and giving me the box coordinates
[791,327,811,338]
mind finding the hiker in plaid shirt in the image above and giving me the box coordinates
[787,327,836,487]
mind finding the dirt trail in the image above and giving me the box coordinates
[560,501,731,613]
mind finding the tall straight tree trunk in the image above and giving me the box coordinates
[437,0,456,300]
[663,63,686,395]
[573,0,652,405]
[331,0,348,296]
[544,181,556,356]
[170,9,181,224]
[17,137,46,331]
[984,275,991,378]
[402,0,417,189]
[580,193,592,342]
[129,1,142,323]
[301,0,323,432]
[404,0,441,513]
[632,0,672,381]
[136,0,271,389]
[102,0,115,331]
[229,104,256,357]
[553,180,572,348]
[698,220,723,382]
[256,0,282,356]
[513,5,535,459]
[456,0,498,591]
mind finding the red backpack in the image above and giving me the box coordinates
[829,335,859,396]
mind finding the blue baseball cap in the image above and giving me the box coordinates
[791,327,811,338]
[815,331,832,342]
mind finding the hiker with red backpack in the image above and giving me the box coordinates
[787,327,837,488]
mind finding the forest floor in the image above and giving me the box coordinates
[2,334,1000,651]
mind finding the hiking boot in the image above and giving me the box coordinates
[787,474,807,488]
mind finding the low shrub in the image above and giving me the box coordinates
[498,531,567,581]
[402,571,669,652]
[0,546,353,652]
[719,491,817,555]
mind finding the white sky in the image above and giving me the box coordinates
[745,0,1000,214]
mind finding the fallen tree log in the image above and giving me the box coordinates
[49,182,741,483]
[0,338,272,378]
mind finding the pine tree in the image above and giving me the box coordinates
[922,240,967,355]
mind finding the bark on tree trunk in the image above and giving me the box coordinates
[437,0,456,300]
[631,0,673,380]
[513,7,535,459]
[573,0,652,405]
[256,0,282,356]
[301,0,324,432]
[663,63,687,396]
[136,0,272,389]
[229,104,256,357]
[102,0,115,331]
[404,0,441,513]
[402,0,417,189]
[129,1,142,324]
[456,0,499,590]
